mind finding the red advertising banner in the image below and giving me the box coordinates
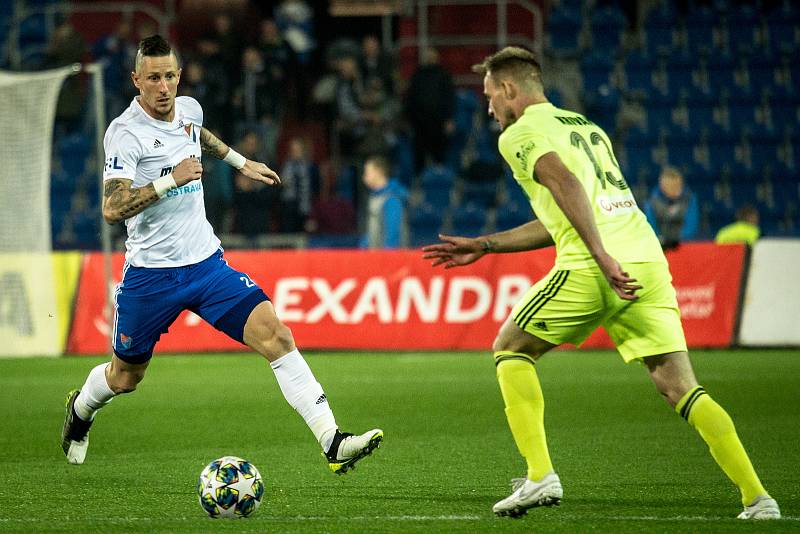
[67,243,745,354]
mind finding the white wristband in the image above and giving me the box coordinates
[152,173,177,198]
[223,148,247,170]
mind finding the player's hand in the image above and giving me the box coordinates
[422,234,486,268]
[172,157,203,186]
[240,160,281,186]
[595,252,642,301]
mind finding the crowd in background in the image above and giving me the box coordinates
[23,0,792,251]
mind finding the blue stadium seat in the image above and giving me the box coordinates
[686,6,718,54]
[590,6,627,50]
[624,50,656,93]
[451,203,486,236]
[392,133,415,186]
[643,1,677,54]
[18,14,47,46]
[420,164,456,188]
[409,202,444,247]
[581,51,615,92]
[765,20,798,53]
[726,4,760,52]
[547,7,582,55]
[727,104,758,128]
[461,179,497,208]
[496,201,532,231]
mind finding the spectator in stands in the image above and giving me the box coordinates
[233,46,276,123]
[202,129,235,234]
[279,137,321,233]
[208,13,243,83]
[232,131,276,237]
[195,37,231,137]
[359,155,408,249]
[333,55,367,162]
[257,19,293,119]
[644,166,699,250]
[404,48,455,173]
[42,19,87,134]
[360,34,395,95]
[715,205,760,245]
[92,21,135,119]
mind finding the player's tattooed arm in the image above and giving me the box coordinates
[102,178,159,224]
[199,127,230,160]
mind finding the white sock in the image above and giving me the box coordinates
[270,349,338,451]
[74,363,115,421]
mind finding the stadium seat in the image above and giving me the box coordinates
[392,133,415,186]
[450,203,486,236]
[581,51,615,92]
[409,202,444,247]
[623,50,656,93]
[685,6,718,55]
[590,6,627,51]
[547,6,582,55]
[18,14,47,46]
[495,201,532,231]
[726,4,760,52]
[643,2,677,54]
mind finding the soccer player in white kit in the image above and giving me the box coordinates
[61,35,383,475]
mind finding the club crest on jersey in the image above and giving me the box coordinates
[119,332,132,349]
[183,122,196,142]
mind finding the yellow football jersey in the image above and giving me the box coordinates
[498,102,666,269]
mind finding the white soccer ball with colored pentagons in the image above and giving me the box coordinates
[197,456,264,518]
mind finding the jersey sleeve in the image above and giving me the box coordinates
[103,127,142,181]
[498,126,555,181]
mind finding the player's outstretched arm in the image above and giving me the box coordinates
[199,127,280,186]
[102,157,203,224]
[422,220,554,269]
[534,152,642,300]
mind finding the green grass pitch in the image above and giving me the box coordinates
[1,349,798,532]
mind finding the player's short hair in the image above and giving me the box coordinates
[135,34,178,72]
[735,204,759,221]
[365,155,391,177]
[471,46,543,89]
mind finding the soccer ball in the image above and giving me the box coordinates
[197,456,264,518]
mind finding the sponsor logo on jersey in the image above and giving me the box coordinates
[165,182,203,197]
[515,140,537,174]
[153,138,164,149]
[532,320,548,331]
[597,195,638,215]
[315,394,328,405]
[104,156,124,171]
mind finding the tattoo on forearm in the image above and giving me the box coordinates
[200,128,229,159]
[103,178,159,222]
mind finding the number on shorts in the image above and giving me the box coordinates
[240,276,255,288]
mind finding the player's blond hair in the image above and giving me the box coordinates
[471,46,543,90]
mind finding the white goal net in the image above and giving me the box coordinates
[0,65,80,356]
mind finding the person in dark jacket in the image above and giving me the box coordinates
[404,48,455,173]
[644,166,699,250]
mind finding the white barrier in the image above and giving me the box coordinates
[739,239,800,346]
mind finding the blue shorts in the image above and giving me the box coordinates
[112,249,269,363]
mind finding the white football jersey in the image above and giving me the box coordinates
[103,96,220,267]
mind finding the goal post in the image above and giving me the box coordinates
[0,63,106,357]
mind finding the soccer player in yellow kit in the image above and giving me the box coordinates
[422,47,779,520]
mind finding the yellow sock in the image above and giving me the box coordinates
[676,386,768,505]
[494,351,553,481]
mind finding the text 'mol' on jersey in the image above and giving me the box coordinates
[103,96,220,267]
[499,102,665,269]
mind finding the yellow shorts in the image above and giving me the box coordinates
[510,262,688,362]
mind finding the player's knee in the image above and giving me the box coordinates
[251,322,295,358]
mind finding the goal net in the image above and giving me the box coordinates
[0,65,81,356]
